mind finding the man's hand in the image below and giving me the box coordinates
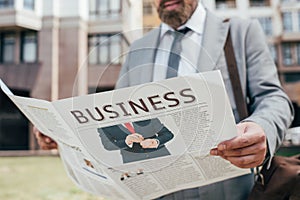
[125,133,144,145]
[140,139,159,149]
[210,122,267,168]
[33,126,58,150]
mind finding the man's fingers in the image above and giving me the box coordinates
[130,134,144,142]
[33,128,57,150]
[218,142,266,157]
[217,131,266,151]
[216,122,266,151]
[37,138,57,150]
[217,135,253,150]
[140,140,151,147]
[210,149,265,168]
[132,133,144,140]
[223,154,263,168]
[40,142,57,150]
[210,122,267,168]
[140,139,157,148]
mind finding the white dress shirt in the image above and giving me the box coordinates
[153,3,207,81]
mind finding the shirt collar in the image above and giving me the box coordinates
[160,3,206,38]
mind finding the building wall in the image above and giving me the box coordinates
[143,0,161,32]
[0,0,142,151]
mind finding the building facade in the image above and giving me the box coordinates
[0,0,142,151]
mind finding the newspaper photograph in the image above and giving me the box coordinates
[0,70,251,200]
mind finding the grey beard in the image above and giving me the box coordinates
[158,4,193,28]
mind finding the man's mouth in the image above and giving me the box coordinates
[162,0,181,10]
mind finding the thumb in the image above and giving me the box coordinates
[236,122,248,136]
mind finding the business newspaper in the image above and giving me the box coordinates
[0,71,250,200]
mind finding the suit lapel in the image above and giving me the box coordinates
[138,28,161,84]
[118,124,131,135]
[197,10,230,72]
[136,11,229,80]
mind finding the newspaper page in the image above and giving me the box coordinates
[0,71,250,200]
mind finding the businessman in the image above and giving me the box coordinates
[34,0,294,199]
[98,118,174,163]
[115,0,293,199]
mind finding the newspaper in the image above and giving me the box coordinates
[0,71,250,200]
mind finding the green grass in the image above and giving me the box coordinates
[0,156,103,200]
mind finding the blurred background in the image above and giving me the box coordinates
[0,0,299,199]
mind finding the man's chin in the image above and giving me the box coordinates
[160,13,186,28]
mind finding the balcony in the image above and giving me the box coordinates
[281,0,300,5]
[216,0,236,9]
[249,0,271,7]
[0,0,41,30]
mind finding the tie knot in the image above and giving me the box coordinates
[171,27,190,39]
[177,27,190,34]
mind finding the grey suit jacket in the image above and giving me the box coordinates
[115,9,294,200]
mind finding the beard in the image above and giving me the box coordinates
[157,0,195,28]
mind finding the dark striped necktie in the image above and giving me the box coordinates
[166,27,190,79]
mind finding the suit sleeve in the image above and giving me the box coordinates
[115,48,131,89]
[98,127,129,150]
[155,126,174,147]
[242,20,294,159]
[150,119,174,147]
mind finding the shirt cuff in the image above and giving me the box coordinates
[125,140,133,148]
[155,139,160,148]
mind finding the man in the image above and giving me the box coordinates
[35,0,293,199]
[98,118,174,163]
[115,0,293,199]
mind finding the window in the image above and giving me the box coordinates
[298,12,300,31]
[0,30,38,64]
[0,89,29,150]
[143,2,153,15]
[1,33,15,63]
[0,0,13,8]
[281,42,300,66]
[249,0,271,7]
[282,0,299,3]
[88,86,113,94]
[284,73,300,83]
[282,12,293,32]
[21,31,37,63]
[257,17,273,35]
[89,0,121,19]
[297,43,300,64]
[215,0,236,9]
[23,0,34,10]
[110,35,121,64]
[282,43,293,65]
[88,34,124,65]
